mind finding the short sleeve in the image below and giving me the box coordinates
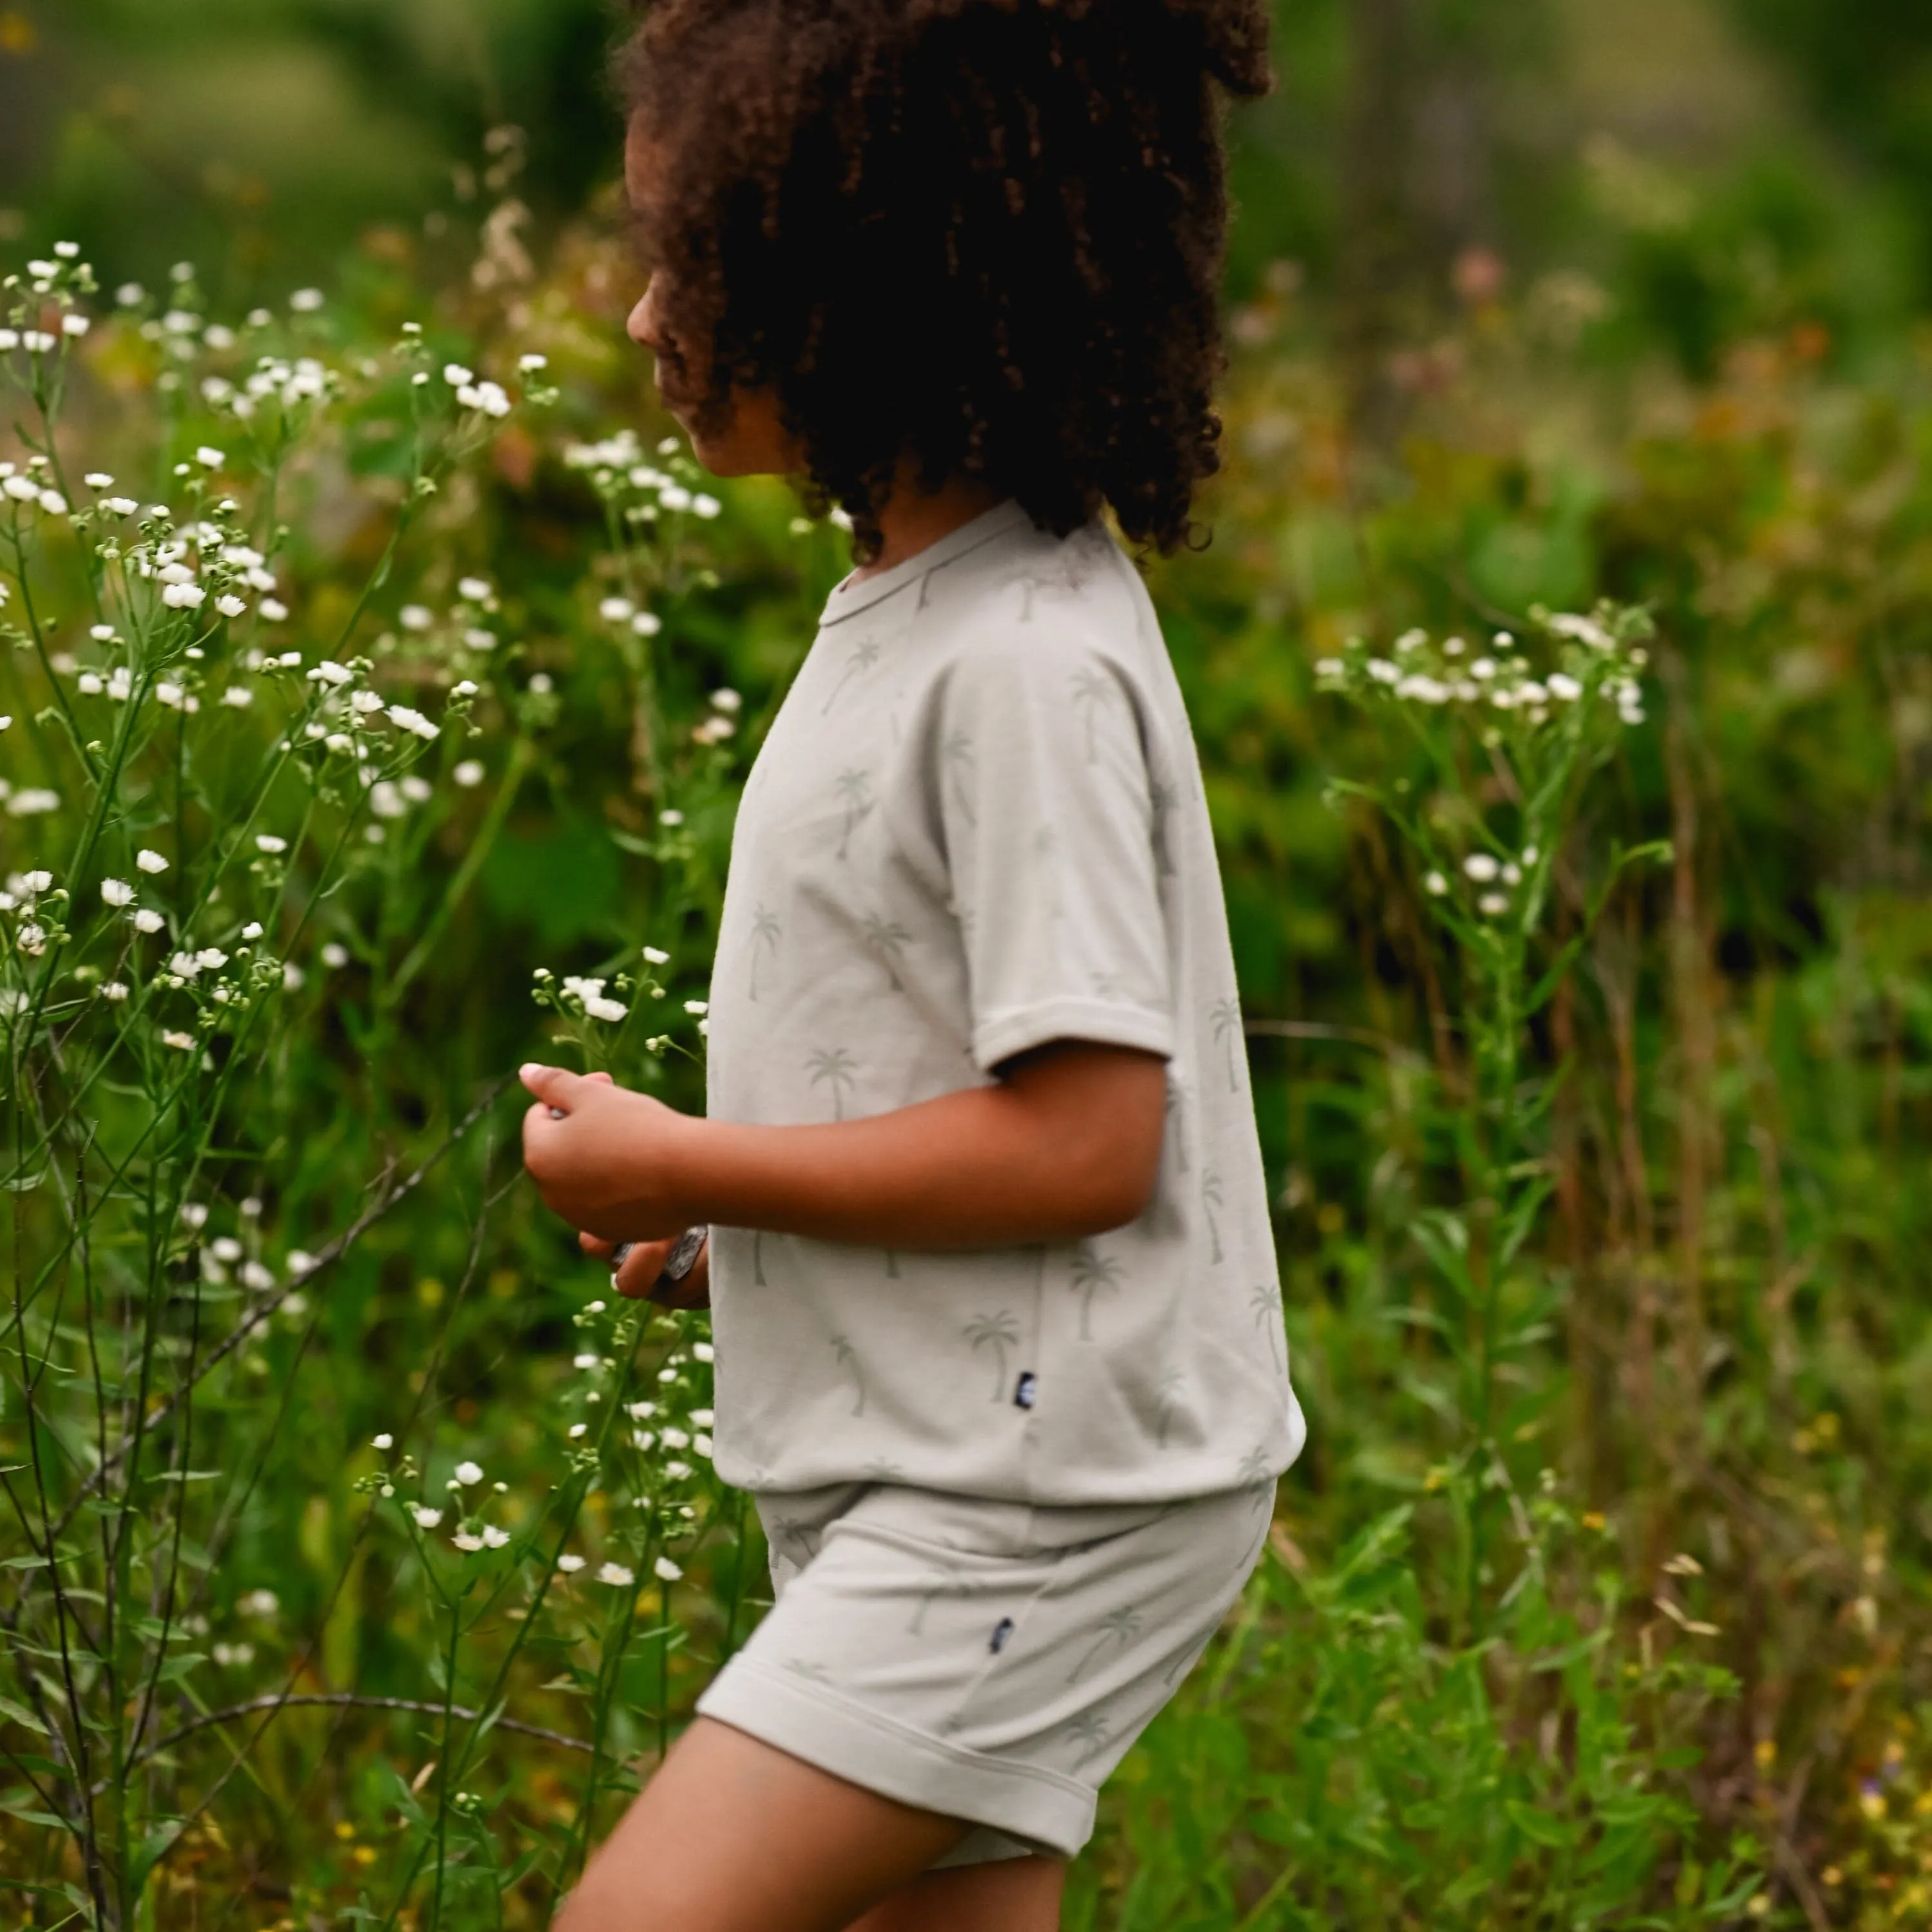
[934,638,1175,1074]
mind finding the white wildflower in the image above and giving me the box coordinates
[683,999,708,1016]
[221,685,253,708]
[443,363,473,386]
[240,1260,274,1291]
[596,1562,635,1588]
[215,594,247,619]
[458,576,492,602]
[256,834,289,854]
[399,604,433,631]
[599,596,636,623]
[133,909,166,934]
[1478,893,1510,916]
[308,659,354,687]
[321,943,348,969]
[137,849,169,875]
[451,1531,484,1552]
[1463,854,1500,883]
[194,446,225,469]
[557,1553,586,1573]
[102,981,129,1001]
[162,583,207,610]
[162,1030,196,1051]
[387,704,439,740]
[260,598,288,622]
[692,1341,714,1363]
[289,288,325,312]
[9,790,62,816]
[643,945,671,965]
[654,1556,683,1582]
[519,352,548,372]
[1548,612,1615,651]
[568,1423,588,1440]
[482,1526,511,1549]
[453,1460,484,1486]
[410,1505,443,1530]
[453,760,486,788]
[1423,871,1448,896]
[1546,672,1582,702]
[77,673,104,695]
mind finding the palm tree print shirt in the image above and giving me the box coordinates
[705,500,1307,1504]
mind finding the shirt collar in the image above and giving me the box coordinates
[820,498,1034,626]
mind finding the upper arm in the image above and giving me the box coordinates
[933,634,1175,1078]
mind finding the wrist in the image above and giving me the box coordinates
[656,1107,719,1226]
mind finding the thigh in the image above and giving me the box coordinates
[845,1854,1066,1932]
[554,1716,970,1932]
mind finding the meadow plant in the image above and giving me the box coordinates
[0,242,755,1927]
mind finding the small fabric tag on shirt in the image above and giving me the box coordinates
[1014,1370,1037,1410]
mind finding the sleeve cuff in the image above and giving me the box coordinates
[971,998,1175,1075]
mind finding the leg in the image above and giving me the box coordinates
[555,1716,971,1932]
[844,1855,1066,1932]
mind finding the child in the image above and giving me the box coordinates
[521,3,1305,1925]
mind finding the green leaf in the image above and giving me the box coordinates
[1505,1798,1576,1848]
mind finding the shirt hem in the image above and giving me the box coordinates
[971,998,1175,1075]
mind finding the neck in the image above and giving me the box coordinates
[852,469,1006,580]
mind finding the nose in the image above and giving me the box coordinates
[628,279,663,354]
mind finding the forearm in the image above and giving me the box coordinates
[667,1076,1151,1251]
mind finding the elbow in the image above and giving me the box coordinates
[1061,1122,1164,1237]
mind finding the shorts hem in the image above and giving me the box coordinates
[695,1655,1096,1858]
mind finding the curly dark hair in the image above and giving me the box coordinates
[614,0,1271,558]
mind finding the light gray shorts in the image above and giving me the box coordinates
[694,1479,1274,1866]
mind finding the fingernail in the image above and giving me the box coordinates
[520,1062,544,1080]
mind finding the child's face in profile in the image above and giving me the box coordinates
[625,115,799,481]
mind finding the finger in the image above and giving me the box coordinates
[580,1231,618,1260]
[586,1071,615,1086]
[519,1063,585,1110]
[614,1236,676,1301]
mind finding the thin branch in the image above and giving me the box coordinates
[21,1073,516,1574]
[129,1695,596,1770]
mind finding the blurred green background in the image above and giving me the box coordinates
[5,0,1930,368]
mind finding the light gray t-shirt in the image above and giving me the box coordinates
[705,499,1307,1505]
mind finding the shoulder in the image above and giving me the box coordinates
[927,520,1155,686]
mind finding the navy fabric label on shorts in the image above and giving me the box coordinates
[1014,1371,1037,1410]
[990,1616,1016,1654]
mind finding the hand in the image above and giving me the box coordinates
[520,1063,698,1243]
[578,1229,712,1309]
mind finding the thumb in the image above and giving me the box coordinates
[520,1063,586,1110]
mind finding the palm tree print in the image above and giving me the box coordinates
[752,1228,768,1286]
[833,767,873,859]
[1153,1367,1186,1448]
[1070,665,1113,764]
[963,1310,1020,1401]
[821,638,882,714]
[1069,1242,1124,1341]
[1148,775,1177,877]
[749,903,781,1001]
[1065,1712,1112,1771]
[942,730,976,827]
[1067,1604,1144,1684]
[807,1045,858,1120]
[906,1557,967,1636]
[860,913,911,992]
[884,1248,901,1279]
[1163,1071,1189,1176]
[1201,1168,1225,1264]
[830,1332,866,1416]
[768,1516,821,1566]
[1250,1281,1284,1370]
[1238,1444,1276,1513]
[1209,996,1245,1093]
